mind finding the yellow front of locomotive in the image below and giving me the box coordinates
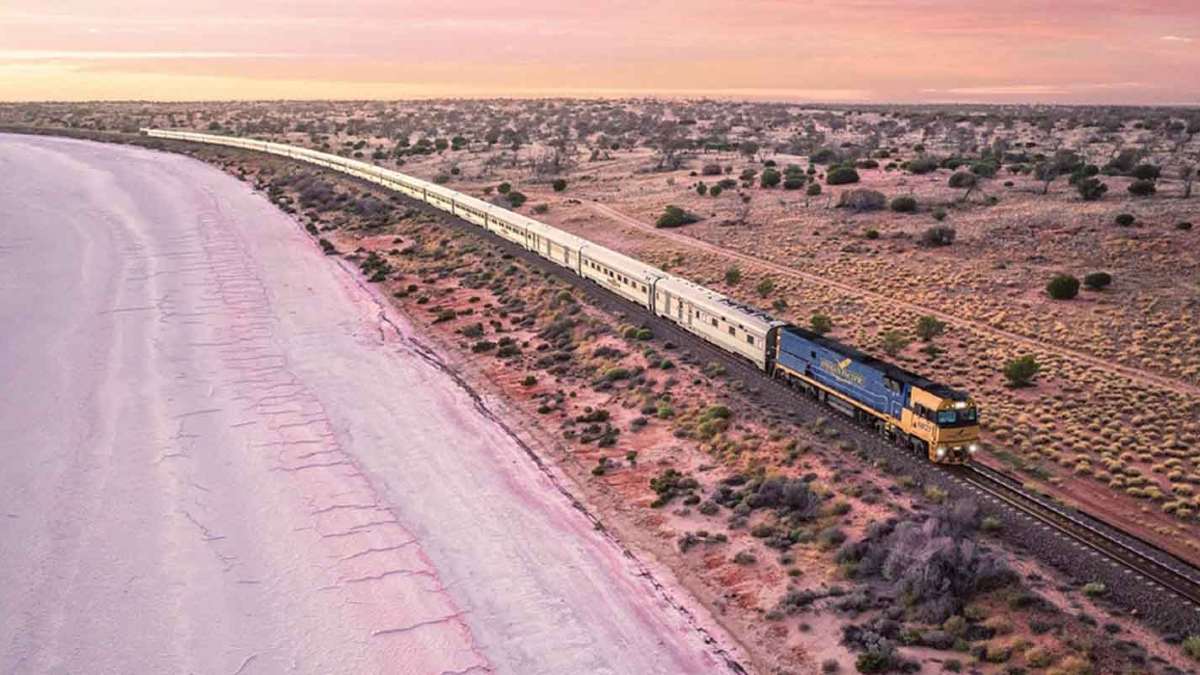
[905,387,980,464]
[930,397,981,464]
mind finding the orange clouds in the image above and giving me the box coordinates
[0,1,1197,102]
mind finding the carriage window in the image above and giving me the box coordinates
[728,326,735,336]
[746,335,755,345]
[711,318,718,327]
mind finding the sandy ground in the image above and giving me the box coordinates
[0,135,739,674]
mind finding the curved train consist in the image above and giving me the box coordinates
[143,128,981,464]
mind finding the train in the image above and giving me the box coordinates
[141,128,981,464]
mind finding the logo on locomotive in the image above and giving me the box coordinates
[819,357,865,387]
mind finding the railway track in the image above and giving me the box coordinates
[958,463,1200,610]
[151,134,1200,631]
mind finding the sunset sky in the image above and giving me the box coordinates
[2,0,1198,104]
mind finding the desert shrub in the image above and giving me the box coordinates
[836,501,1015,623]
[856,158,879,169]
[837,189,886,211]
[931,207,948,221]
[650,469,699,508]
[724,266,742,285]
[1114,212,1136,226]
[1183,635,1200,660]
[1083,271,1112,290]
[970,161,998,177]
[709,185,723,197]
[865,228,880,239]
[552,178,567,192]
[696,182,708,196]
[506,191,527,207]
[1046,274,1080,300]
[880,330,910,356]
[701,162,723,176]
[497,182,511,194]
[656,205,699,228]
[919,226,956,247]
[907,156,940,174]
[760,168,782,188]
[810,313,833,335]
[1004,355,1041,387]
[1132,163,1161,181]
[1076,177,1108,201]
[1128,179,1156,197]
[531,203,549,214]
[745,475,820,517]
[733,550,757,565]
[783,177,805,190]
[821,659,840,673]
[1178,221,1194,231]
[890,195,917,212]
[756,278,776,297]
[915,315,947,341]
[948,171,977,189]
[826,166,860,185]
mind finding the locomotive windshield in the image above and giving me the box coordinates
[936,407,978,426]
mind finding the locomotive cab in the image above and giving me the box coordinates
[901,386,980,464]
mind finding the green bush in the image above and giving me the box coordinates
[890,195,917,212]
[1178,221,1194,231]
[1128,179,1156,197]
[760,168,782,188]
[696,182,708,196]
[1114,212,1136,226]
[1046,274,1080,300]
[1076,177,1108,201]
[826,166,860,185]
[948,171,977,189]
[724,267,742,285]
[709,185,723,197]
[498,182,511,194]
[916,315,946,341]
[1132,163,1161,181]
[656,205,699,228]
[783,177,805,190]
[506,191,527,207]
[907,156,940,174]
[1004,355,1041,387]
[756,278,776,297]
[1183,635,1200,660]
[810,313,833,335]
[806,182,822,196]
[1083,271,1112,290]
[552,178,567,192]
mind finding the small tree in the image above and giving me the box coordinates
[760,168,782,188]
[1076,177,1108,201]
[916,315,947,341]
[506,191,527,208]
[880,330,910,356]
[756,278,776,297]
[552,178,568,192]
[810,313,833,335]
[724,267,742,285]
[696,182,708,196]
[1046,274,1080,300]
[1083,271,1112,290]
[498,182,512,194]
[1004,355,1041,387]
[1034,161,1059,195]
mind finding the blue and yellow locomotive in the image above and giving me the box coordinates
[770,326,980,463]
